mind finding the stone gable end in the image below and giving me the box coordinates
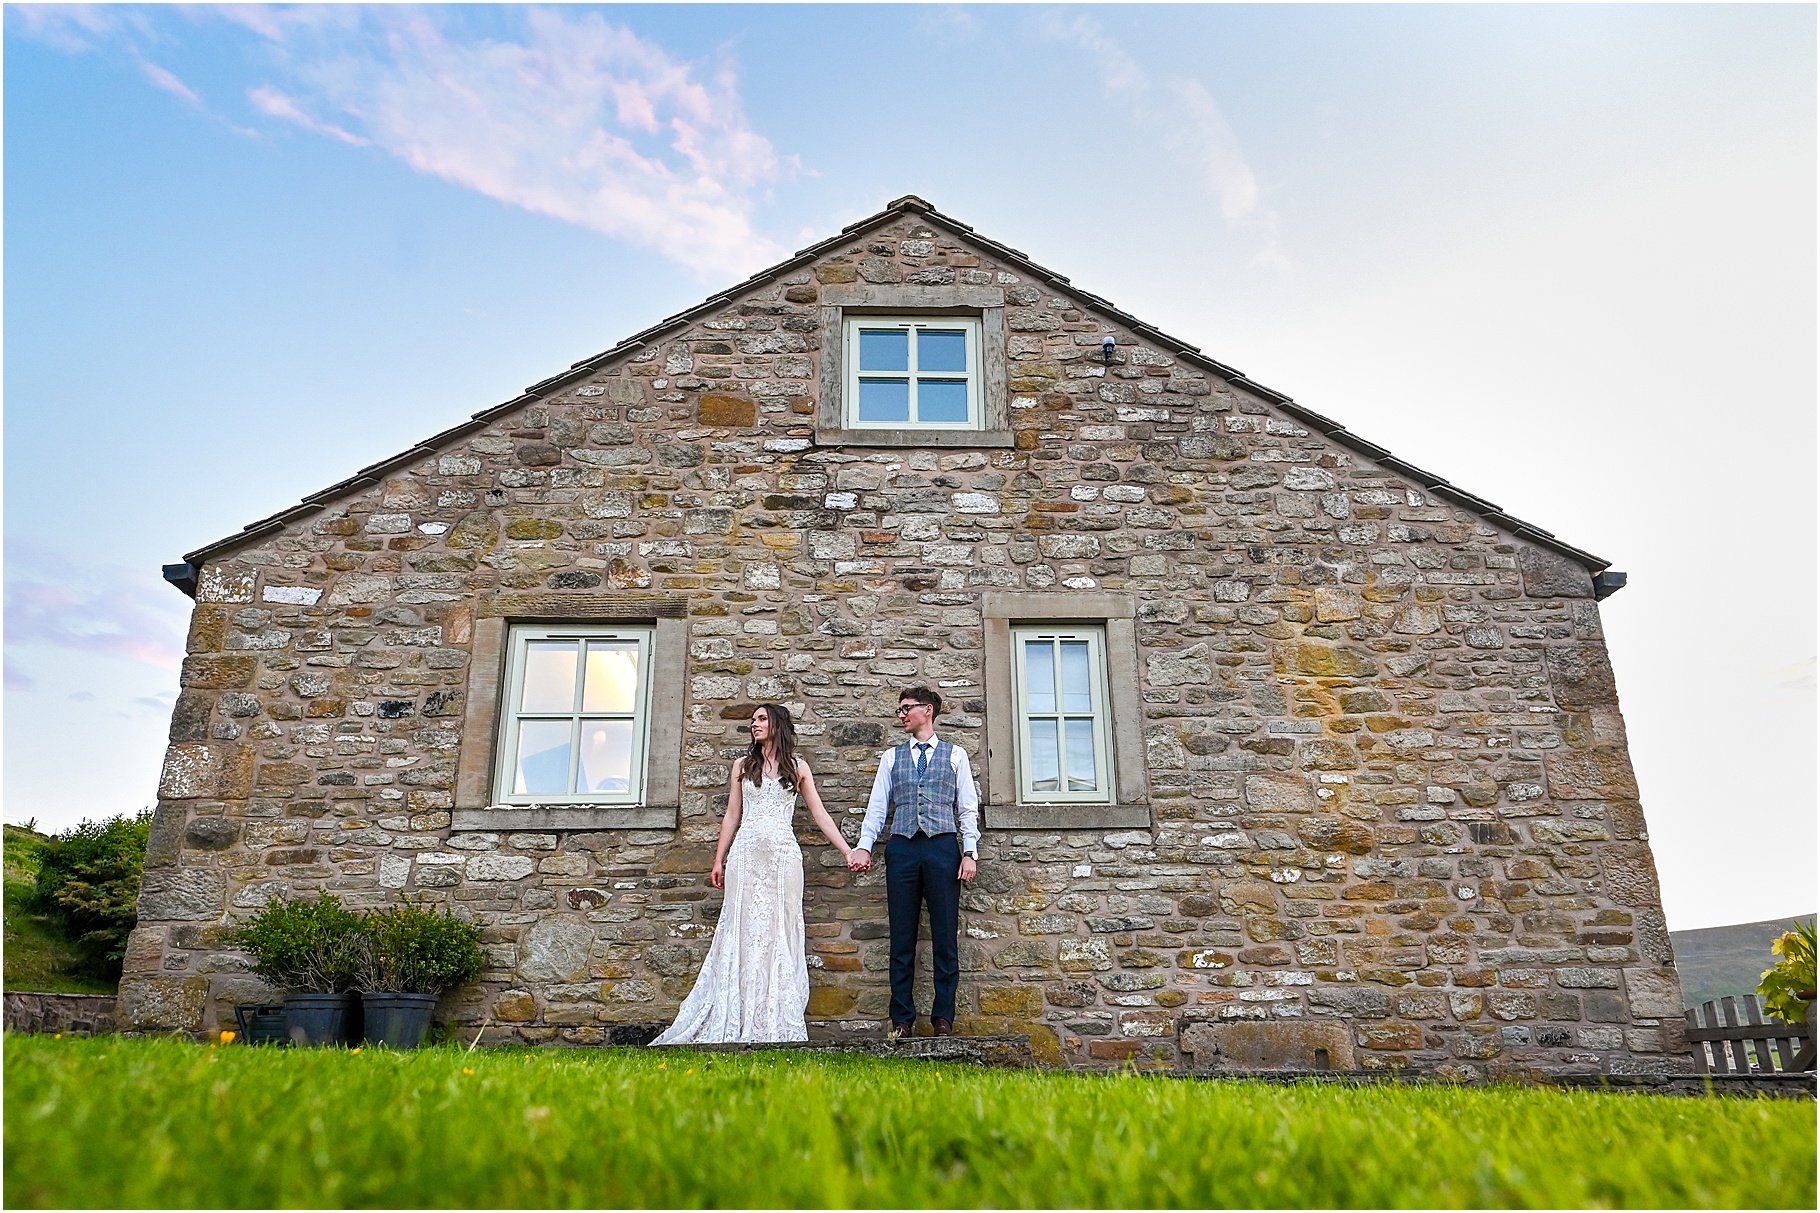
[121,204,1685,1079]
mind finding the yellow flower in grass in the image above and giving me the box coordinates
[462,1067,475,1076]
[350,1047,361,1054]
[219,1030,237,1045]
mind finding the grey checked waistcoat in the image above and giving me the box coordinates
[886,738,960,839]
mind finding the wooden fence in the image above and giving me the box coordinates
[1683,994,1814,1073]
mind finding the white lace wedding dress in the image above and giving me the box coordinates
[651,774,810,1044]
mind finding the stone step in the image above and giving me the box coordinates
[648,1033,1036,1068]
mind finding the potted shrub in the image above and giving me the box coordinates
[230,892,366,1047]
[1758,919,1817,1025]
[357,898,485,1048]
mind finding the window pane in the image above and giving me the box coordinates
[1023,640,1056,712]
[513,720,573,796]
[1060,641,1093,712]
[1064,719,1100,792]
[918,329,968,372]
[858,378,910,423]
[858,329,908,372]
[917,380,970,424]
[1028,718,1060,793]
[520,641,579,712]
[578,719,636,795]
[582,641,640,713]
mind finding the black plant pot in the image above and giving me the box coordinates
[361,993,439,1049]
[283,993,360,1047]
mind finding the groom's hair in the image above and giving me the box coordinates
[898,686,942,715]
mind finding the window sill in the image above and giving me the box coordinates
[816,426,1015,449]
[985,804,1151,831]
[451,805,679,831]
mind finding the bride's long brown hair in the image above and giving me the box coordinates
[742,703,800,792]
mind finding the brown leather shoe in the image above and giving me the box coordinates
[888,1022,913,1042]
[932,1017,954,1037]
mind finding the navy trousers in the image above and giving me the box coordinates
[884,831,962,1025]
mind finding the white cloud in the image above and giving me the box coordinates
[239,7,790,277]
[141,62,202,107]
[1038,13,1286,266]
[16,6,793,279]
[248,85,369,146]
[8,5,143,54]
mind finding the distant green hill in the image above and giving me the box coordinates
[3,824,116,995]
[1671,915,1815,1009]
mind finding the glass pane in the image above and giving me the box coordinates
[858,378,909,423]
[917,380,970,424]
[514,720,573,797]
[1064,718,1100,792]
[858,329,908,372]
[582,641,640,713]
[1028,718,1060,794]
[520,641,579,713]
[1023,640,1056,712]
[578,719,636,795]
[918,329,968,372]
[1060,641,1093,712]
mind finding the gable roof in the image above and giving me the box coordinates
[166,195,1620,597]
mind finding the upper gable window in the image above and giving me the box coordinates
[847,316,982,430]
[815,285,1012,448]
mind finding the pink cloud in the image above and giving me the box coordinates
[4,549,188,671]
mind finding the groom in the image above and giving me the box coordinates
[847,687,979,1039]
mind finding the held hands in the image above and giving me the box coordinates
[847,848,872,874]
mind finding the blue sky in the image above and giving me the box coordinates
[4,4,1813,931]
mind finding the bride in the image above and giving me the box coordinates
[652,703,853,1044]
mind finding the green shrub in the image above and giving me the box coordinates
[25,812,151,981]
[230,893,365,994]
[1758,919,1816,1024]
[357,899,485,995]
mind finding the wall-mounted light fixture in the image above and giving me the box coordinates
[1101,335,1117,365]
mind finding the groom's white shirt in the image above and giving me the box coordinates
[856,732,981,855]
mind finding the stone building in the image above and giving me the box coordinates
[121,195,1686,1077]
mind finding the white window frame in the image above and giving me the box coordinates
[843,314,983,431]
[1010,624,1116,805]
[493,623,656,807]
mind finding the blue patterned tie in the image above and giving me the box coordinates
[915,742,930,779]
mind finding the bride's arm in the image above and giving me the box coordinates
[711,761,746,889]
[795,760,853,863]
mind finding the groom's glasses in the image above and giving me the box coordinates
[895,704,926,716]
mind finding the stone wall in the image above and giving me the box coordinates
[119,208,1688,1078]
[4,992,118,1036]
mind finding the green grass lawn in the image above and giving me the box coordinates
[4,1036,1812,1209]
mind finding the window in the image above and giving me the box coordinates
[846,315,981,430]
[1012,626,1114,804]
[981,592,1151,830]
[814,285,1013,448]
[494,624,655,805]
[454,600,685,829]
